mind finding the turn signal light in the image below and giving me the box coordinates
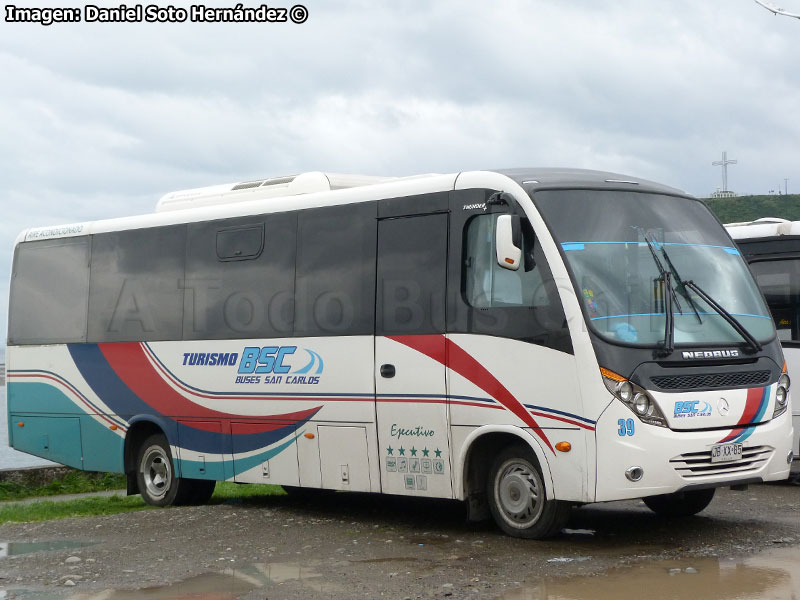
[17,422,24,427]
[600,367,626,382]
[555,441,572,452]
[304,433,315,439]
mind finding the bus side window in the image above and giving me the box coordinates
[749,258,800,342]
[463,214,553,310]
[9,237,90,345]
[294,203,377,336]
[88,226,186,342]
[184,214,296,339]
[456,212,572,354]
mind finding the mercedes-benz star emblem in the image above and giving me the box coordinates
[718,397,730,416]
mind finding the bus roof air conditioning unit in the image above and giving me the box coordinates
[155,171,399,212]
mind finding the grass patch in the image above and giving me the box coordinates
[0,480,287,524]
[211,482,286,501]
[0,470,127,502]
[0,494,151,524]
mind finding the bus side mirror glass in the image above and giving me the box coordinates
[496,214,522,271]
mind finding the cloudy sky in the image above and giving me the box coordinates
[1,0,799,345]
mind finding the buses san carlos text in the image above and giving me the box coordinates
[6,4,297,25]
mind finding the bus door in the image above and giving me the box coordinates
[375,200,453,497]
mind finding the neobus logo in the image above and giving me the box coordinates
[462,203,488,211]
[681,350,740,360]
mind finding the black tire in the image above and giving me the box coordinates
[643,488,716,517]
[136,433,199,507]
[182,479,216,505]
[487,444,570,539]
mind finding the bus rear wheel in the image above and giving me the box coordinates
[487,445,570,539]
[136,434,212,507]
[643,488,716,517]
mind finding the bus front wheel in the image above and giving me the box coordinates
[487,445,570,539]
[642,488,716,517]
[136,434,212,507]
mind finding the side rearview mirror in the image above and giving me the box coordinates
[496,214,522,271]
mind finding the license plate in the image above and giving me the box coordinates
[710,442,744,463]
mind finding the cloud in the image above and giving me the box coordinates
[1,0,799,342]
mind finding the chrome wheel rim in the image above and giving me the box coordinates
[494,459,544,529]
[141,445,171,500]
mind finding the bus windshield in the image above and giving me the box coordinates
[533,189,775,347]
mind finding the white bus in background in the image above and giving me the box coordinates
[6,169,794,539]
[727,218,800,464]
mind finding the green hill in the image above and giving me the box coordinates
[702,194,800,224]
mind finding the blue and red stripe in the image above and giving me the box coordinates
[68,343,321,454]
[717,386,770,444]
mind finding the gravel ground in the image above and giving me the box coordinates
[0,481,798,599]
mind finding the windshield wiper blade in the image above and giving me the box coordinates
[659,244,702,324]
[683,280,763,354]
[643,234,675,355]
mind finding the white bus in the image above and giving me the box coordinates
[6,169,793,538]
[726,218,800,464]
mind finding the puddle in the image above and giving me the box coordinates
[3,562,342,599]
[501,546,800,600]
[64,570,260,599]
[0,540,95,558]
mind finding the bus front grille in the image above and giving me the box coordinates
[651,370,770,390]
[670,446,773,478]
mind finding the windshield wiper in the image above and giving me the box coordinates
[658,244,702,324]
[643,234,675,356]
[682,280,763,354]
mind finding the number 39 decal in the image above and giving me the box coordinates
[618,418,635,437]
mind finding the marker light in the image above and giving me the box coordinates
[555,441,572,452]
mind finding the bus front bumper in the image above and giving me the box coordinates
[594,399,794,502]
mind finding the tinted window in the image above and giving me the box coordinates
[9,237,90,345]
[88,226,186,342]
[377,214,447,335]
[295,203,377,336]
[185,214,296,339]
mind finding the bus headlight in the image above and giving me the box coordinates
[600,367,667,428]
[616,381,634,403]
[774,372,790,418]
[633,393,650,415]
[778,373,790,391]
